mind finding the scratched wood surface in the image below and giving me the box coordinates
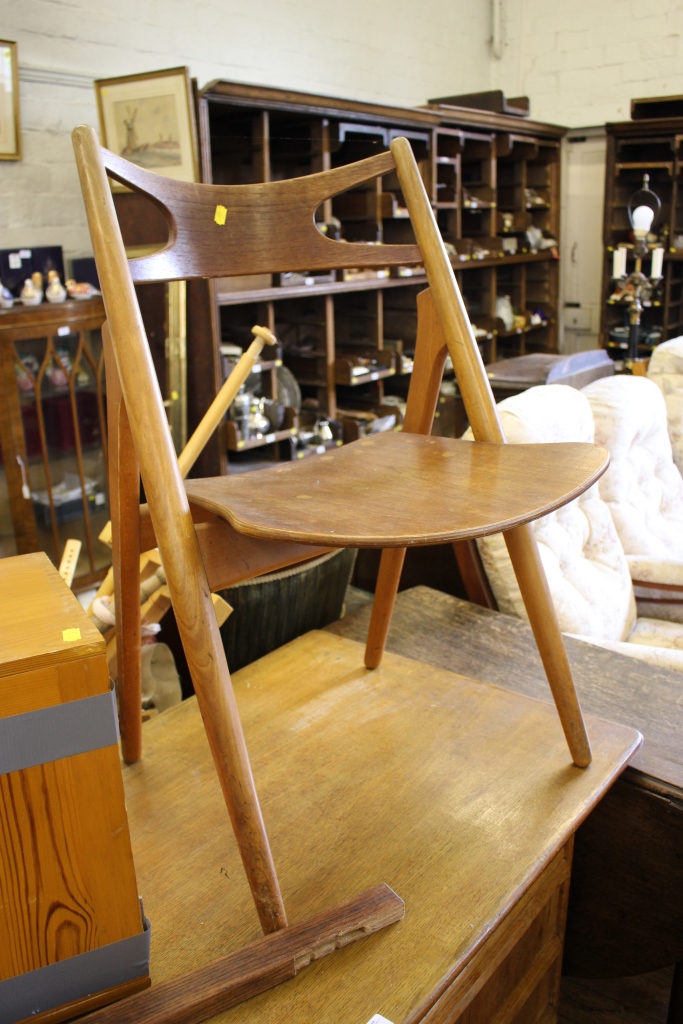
[0,553,143,986]
[120,631,639,1024]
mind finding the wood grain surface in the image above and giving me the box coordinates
[98,147,421,282]
[118,632,639,1024]
[184,433,608,547]
[0,747,143,980]
[0,553,143,987]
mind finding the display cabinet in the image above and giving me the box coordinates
[0,297,109,588]
[600,113,683,359]
[180,82,565,475]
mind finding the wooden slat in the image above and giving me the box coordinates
[74,885,403,1024]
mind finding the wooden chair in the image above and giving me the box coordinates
[72,124,607,969]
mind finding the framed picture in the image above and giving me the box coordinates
[95,66,199,183]
[0,40,21,160]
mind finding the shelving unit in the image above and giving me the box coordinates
[145,82,566,475]
[600,114,683,358]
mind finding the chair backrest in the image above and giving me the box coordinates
[464,385,636,643]
[74,126,507,446]
[97,144,422,282]
[582,375,683,563]
[648,336,683,475]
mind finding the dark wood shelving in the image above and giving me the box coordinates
[601,114,683,353]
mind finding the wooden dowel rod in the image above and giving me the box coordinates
[177,326,274,478]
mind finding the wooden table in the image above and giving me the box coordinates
[327,587,683,1018]
[120,629,639,1024]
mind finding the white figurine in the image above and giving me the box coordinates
[45,270,67,303]
[66,279,101,300]
[20,278,42,305]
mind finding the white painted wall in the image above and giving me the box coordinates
[492,0,683,127]
[1,0,492,260]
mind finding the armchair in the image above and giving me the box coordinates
[582,374,683,617]
[465,384,683,672]
[648,335,683,475]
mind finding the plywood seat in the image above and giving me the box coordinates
[185,432,608,547]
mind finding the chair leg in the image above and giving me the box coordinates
[365,547,406,669]
[504,522,592,768]
[104,328,143,765]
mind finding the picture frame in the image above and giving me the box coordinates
[0,40,21,160]
[94,66,199,184]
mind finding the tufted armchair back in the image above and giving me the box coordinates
[466,385,637,643]
[647,335,683,475]
[582,375,683,584]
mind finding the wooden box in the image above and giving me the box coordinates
[0,553,149,1024]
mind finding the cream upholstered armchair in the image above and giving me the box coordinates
[466,384,683,672]
[647,335,683,475]
[581,374,683,616]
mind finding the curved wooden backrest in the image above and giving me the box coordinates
[100,145,422,283]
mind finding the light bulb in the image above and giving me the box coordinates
[632,204,654,238]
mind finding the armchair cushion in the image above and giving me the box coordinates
[467,385,636,643]
[466,383,683,672]
[648,335,683,474]
[582,375,683,562]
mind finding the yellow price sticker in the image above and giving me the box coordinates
[214,205,228,226]
[62,628,81,642]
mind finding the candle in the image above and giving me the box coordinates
[612,247,627,279]
[651,247,664,279]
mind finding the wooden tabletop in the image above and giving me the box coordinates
[122,630,639,1024]
[327,586,683,794]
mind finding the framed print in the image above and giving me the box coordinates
[0,41,21,160]
[95,66,198,183]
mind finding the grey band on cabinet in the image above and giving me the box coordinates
[0,688,119,775]
[0,907,150,1024]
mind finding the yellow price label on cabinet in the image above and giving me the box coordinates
[62,628,82,642]
[214,205,228,226]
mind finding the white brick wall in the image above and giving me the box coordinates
[1,0,491,260]
[492,0,683,127]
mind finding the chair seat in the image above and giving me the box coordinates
[185,431,608,547]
